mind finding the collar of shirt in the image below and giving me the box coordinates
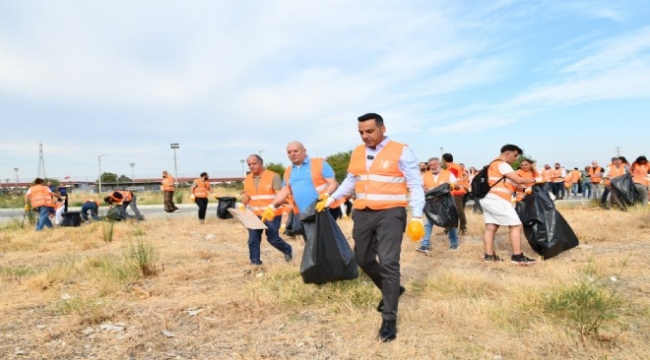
[365,137,390,168]
[292,156,311,169]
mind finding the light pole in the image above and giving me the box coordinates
[170,143,179,187]
[98,155,105,193]
[130,163,135,187]
[240,159,245,178]
[13,167,18,187]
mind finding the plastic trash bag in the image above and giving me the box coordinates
[60,211,82,227]
[283,210,304,237]
[424,183,459,228]
[515,184,579,259]
[216,197,237,219]
[610,173,641,206]
[299,201,358,284]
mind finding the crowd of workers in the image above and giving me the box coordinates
[21,113,650,343]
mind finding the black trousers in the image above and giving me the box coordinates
[454,195,467,230]
[195,198,208,220]
[352,207,406,321]
[164,191,177,212]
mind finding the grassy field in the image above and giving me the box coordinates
[1,204,649,359]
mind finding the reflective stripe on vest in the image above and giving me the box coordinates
[192,178,210,198]
[244,170,283,216]
[162,175,175,191]
[542,169,553,182]
[515,169,534,201]
[29,185,53,208]
[631,163,650,186]
[348,141,408,210]
[284,157,343,210]
[446,163,467,196]
[488,159,515,202]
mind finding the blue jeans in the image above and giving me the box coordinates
[81,202,99,221]
[247,216,292,265]
[582,183,592,199]
[571,183,579,197]
[422,218,458,248]
[35,206,54,231]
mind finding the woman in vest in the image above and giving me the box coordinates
[190,172,213,224]
[161,170,179,213]
[24,177,61,231]
[515,158,537,202]
[630,156,650,207]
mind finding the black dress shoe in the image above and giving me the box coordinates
[376,286,405,312]
[378,320,397,342]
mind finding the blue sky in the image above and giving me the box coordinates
[1,0,649,182]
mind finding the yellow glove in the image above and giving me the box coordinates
[24,204,30,211]
[534,177,544,184]
[406,218,425,242]
[190,194,195,201]
[315,194,335,212]
[237,203,245,211]
[260,205,276,223]
[212,193,218,199]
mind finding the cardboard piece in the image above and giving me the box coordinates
[227,208,267,230]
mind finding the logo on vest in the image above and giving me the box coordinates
[381,160,394,169]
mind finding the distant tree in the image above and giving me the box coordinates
[326,150,352,183]
[118,174,132,183]
[98,172,118,183]
[512,155,536,171]
[43,178,60,187]
[265,162,286,178]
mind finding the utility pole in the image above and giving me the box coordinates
[240,159,245,178]
[130,163,135,187]
[13,168,18,187]
[98,155,105,193]
[616,146,621,157]
[170,143,179,187]
[37,142,47,179]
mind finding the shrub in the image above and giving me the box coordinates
[123,237,159,277]
[102,221,115,243]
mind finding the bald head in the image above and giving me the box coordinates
[286,141,307,165]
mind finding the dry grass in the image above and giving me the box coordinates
[1,205,649,359]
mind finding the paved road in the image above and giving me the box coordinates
[0,203,224,224]
[1,198,592,225]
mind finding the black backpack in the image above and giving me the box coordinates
[471,160,506,199]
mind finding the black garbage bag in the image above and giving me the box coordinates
[300,201,358,284]
[216,197,237,219]
[610,173,641,206]
[106,206,131,221]
[424,183,458,228]
[60,211,82,227]
[283,210,304,237]
[515,184,579,259]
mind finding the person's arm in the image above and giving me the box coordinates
[189,180,197,194]
[321,161,339,195]
[399,146,425,218]
[504,171,536,185]
[270,186,291,208]
[448,173,458,189]
[330,173,356,201]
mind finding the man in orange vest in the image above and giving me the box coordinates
[316,113,425,342]
[104,190,143,220]
[569,167,582,198]
[551,163,567,199]
[161,170,179,213]
[261,141,340,239]
[588,160,605,201]
[241,154,293,265]
[190,172,215,224]
[24,178,62,231]
[418,157,460,252]
[479,144,538,265]
[442,153,468,234]
[602,157,627,210]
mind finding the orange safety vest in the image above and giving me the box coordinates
[192,178,210,198]
[284,157,343,211]
[515,169,534,201]
[244,170,284,216]
[552,168,564,182]
[422,170,452,191]
[604,165,626,186]
[111,191,132,203]
[588,166,604,184]
[487,159,515,202]
[541,169,553,183]
[348,141,408,210]
[445,162,466,196]
[631,163,650,186]
[84,199,100,207]
[564,175,572,188]
[29,184,54,209]
[570,170,581,184]
[162,175,175,191]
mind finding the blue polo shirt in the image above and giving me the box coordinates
[287,156,335,213]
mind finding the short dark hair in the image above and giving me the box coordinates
[500,144,523,155]
[200,172,208,177]
[104,196,113,204]
[442,153,453,162]
[34,178,44,185]
[248,154,263,164]
[358,113,384,127]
